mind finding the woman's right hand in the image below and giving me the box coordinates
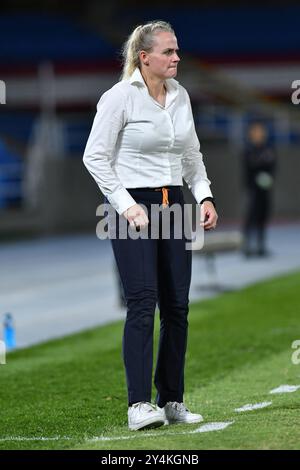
[122,204,149,230]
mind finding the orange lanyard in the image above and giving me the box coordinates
[155,187,169,208]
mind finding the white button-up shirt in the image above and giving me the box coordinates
[83,67,213,214]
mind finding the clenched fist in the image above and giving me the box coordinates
[123,204,149,230]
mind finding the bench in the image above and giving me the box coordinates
[190,230,243,291]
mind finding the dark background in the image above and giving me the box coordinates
[0,0,299,236]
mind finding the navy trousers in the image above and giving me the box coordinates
[108,186,192,408]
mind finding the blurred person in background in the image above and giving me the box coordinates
[242,121,277,257]
[83,20,217,431]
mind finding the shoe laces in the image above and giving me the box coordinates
[169,402,189,413]
[132,401,157,413]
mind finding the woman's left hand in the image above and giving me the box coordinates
[200,201,218,230]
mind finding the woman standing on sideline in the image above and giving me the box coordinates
[83,20,218,431]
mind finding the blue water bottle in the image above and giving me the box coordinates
[3,313,16,350]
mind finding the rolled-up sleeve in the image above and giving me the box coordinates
[181,91,213,204]
[83,87,136,215]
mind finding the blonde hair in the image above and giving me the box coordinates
[120,20,174,80]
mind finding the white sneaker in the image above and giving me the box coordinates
[128,402,165,431]
[163,401,204,425]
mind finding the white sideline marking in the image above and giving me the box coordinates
[192,422,234,433]
[0,436,72,441]
[90,421,234,442]
[269,384,300,394]
[234,402,272,412]
[0,422,234,443]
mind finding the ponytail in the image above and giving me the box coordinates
[120,20,174,81]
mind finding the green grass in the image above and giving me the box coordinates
[1,271,300,450]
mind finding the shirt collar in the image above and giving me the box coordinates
[129,67,179,108]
